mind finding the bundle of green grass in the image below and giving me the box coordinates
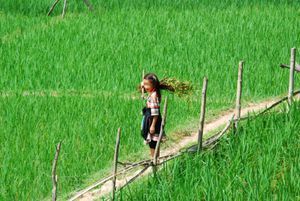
[159,77,193,97]
[137,77,193,97]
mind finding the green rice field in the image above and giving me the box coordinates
[0,1,299,200]
[119,102,300,200]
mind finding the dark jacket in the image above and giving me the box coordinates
[141,107,164,141]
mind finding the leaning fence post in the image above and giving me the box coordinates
[141,70,145,99]
[288,48,296,105]
[234,61,244,132]
[112,128,121,201]
[47,0,61,16]
[52,141,62,201]
[197,77,208,153]
[153,97,168,166]
[47,0,93,17]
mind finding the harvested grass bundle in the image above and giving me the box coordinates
[160,77,193,97]
[137,76,193,97]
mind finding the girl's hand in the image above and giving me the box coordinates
[150,125,155,134]
[141,81,145,99]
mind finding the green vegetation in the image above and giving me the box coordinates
[0,1,299,200]
[119,102,300,200]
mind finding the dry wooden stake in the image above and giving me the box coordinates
[47,0,93,17]
[48,0,61,16]
[288,48,296,105]
[112,128,121,201]
[52,141,62,201]
[153,97,168,165]
[197,77,208,153]
[234,61,244,132]
[141,70,145,99]
[62,0,67,18]
[62,0,67,17]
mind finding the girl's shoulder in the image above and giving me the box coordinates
[150,91,158,97]
[149,91,160,99]
[150,91,161,103]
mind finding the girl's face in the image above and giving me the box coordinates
[143,79,154,92]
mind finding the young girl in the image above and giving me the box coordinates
[139,73,192,160]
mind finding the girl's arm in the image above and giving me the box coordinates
[150,116,158,134]
[140,81,146,99]
[149,94,160,134]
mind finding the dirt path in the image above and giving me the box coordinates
[71,95,296,201]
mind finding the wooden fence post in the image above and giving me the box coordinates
[62,0,67,18]
[234,61,244,132]
[112,128,121,201]
[141,70,145,99]
[197,77,208,153]
[153,97,168,165]
[47,0,60,16]
[48,0,93,16]
[52,141,62,201]
[288,48,296,105]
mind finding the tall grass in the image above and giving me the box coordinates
[0,1,300,200]
[1,3,299,96]
[0,0,298,15]
[119,102,300,200]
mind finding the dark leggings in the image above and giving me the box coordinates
[149,140,157,149]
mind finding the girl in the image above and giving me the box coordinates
[139,73,192,160]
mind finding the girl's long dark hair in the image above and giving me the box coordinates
[139,73,192,102]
